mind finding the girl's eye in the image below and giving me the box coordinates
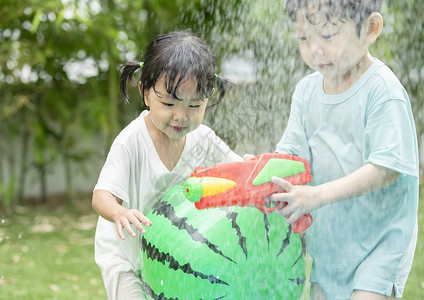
[190,105,201,108]
[298,36,307,41]
[161,102,174,107]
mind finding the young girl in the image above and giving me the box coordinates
[92,30,242,300]
[270,1,419,299]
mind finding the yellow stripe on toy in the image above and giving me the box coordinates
[184,177,236,202]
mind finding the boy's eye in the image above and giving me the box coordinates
[161,102,174,107]
[322,33,338,40]
[298,36,307,41]
[189,105,201,108]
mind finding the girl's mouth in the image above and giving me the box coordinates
[170,125,187,132]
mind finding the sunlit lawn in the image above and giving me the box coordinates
[0,197,106,299]
[0,186,423,299]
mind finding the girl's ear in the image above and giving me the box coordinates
[138,81,143,95]
[365,12,383,44]
[139,81,150,106]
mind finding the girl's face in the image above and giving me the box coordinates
[143,76,208,141]
[294,10,371,84]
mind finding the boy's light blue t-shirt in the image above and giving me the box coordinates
[276,58,419,298]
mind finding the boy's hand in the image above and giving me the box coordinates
[269,176,319,224]
[243,154,255,161]
[113,208,152,240]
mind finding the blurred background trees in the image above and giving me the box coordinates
[0,0,423,209]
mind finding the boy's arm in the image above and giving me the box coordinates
[92,189,151,239]
[270,163,399,224]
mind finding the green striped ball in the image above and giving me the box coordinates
[140,182,305,299]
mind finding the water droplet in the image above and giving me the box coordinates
[18,232,22,239]
[160,280,164,286]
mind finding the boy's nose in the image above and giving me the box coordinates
[309,40,324,57]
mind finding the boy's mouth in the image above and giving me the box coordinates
[316,63,333,70]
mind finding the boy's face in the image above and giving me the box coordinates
[294,10,369,81]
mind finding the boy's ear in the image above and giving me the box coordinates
[365,12,383,44]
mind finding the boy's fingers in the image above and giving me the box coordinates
[269,191,293,204]
[278,204,295,218]
[243,154,255,161]
[286,212,300,224]
[271,176,293,192]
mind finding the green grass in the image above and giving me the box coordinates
[0,197,106,299]
[403,185,424,299]
[0,186,423,299]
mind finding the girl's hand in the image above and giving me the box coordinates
[269,176,321,224]
[113,208,152,240]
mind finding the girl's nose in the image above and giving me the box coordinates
[173,106,188,121]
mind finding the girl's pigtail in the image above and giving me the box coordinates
[210,75,232,107]
[120,62,142,102]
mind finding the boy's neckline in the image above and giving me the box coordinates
[317,58,383,104]
[323,54,374,95]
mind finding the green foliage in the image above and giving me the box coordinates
[0,177,16,209]
[0,0,423,204]
[0,0,203,205]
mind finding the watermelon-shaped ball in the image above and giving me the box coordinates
[140,182,305,299]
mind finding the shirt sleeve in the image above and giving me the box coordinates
[275,83,311,161]
[364,98,419,178]
[94,144,131,203]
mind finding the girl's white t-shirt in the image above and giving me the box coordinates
[94,110,242,299]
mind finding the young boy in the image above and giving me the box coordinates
[270,1,419,299]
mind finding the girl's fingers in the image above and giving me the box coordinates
[124,224,136,237]
[129,216,146,234]
[133,210,152,227]
[120,219,136,238]
[115,209,152,239]
[116,222,126,240]
[126,210,153,235]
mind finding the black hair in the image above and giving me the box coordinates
[285,0,383,36]
[120,30,230,107]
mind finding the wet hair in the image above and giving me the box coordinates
[285,0,383,36]
[120,30,230,107]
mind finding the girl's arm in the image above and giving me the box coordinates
[270,163,399,224]
[92,190,151,240]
